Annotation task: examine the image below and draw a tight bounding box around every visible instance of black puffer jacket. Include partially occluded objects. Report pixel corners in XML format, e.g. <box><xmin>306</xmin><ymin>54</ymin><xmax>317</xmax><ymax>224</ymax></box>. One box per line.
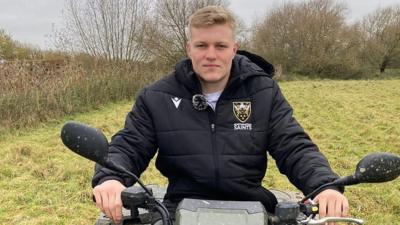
<box><xmin>92</xmin><ymin>54</ymin><xmax>342</xmax><ymax>212</ymax></box>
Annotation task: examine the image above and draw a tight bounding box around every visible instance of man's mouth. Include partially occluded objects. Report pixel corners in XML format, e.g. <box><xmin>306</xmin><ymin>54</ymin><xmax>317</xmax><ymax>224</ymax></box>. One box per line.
<box><xmin>203</xmin><ymin>64</ymin><xmax>219</xmax><ymax>67</ymax></box>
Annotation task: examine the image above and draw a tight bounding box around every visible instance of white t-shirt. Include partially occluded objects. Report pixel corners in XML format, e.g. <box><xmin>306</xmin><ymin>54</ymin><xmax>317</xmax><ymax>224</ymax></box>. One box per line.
<box><xmin>204</xmin><ymin>91</ymin><xmax>222</xmax><ymax>111</ymax></box>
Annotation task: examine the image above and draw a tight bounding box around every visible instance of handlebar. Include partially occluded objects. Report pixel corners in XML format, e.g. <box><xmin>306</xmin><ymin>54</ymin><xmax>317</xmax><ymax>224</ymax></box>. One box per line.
<box><xmin>301</xmin><ymin>216</ymin><xmax>364</xmax><ymax>225</ymax></box>
<box><xmin>121</xmin><ymin>187</ymin><xmax>365</xmax><ymax>225</ymax></box>
<box><xmin>267</xmin><ymin>201</ymin><xmax>365</xmax><ymax>225</ymax></box>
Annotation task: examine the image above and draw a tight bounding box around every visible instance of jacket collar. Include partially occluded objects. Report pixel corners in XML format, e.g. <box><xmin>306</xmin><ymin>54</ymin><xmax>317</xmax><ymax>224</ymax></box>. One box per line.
<box><xmin>175</xmin><ymin>53</ymin><xmax>271</xmax><ymax>95</ymax></box>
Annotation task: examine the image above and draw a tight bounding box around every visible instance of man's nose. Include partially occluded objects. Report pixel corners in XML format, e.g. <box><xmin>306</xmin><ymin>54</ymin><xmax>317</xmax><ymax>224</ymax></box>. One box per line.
<box><xmin>205</xmin><ymin>47</ymin><xmax>217</xmax><ymax>60</ymax></box>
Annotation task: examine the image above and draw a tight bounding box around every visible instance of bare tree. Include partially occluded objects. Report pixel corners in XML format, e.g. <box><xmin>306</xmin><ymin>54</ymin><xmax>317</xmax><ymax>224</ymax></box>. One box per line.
<box><xmin>360</xmin><ymin>6</ymin><xmax>400</xmax><ymax>73</ymax></box>
<box><xmin>58</xmin><ymin>0</ymin><xmax>151</xmax><ymax>61</ymax></box>
<box><xmin>251</xmin><ymin>0</ymin><xmax>355</xmax><ymax>76</ymax></box>
<box><xmin>143</xmin><ymin>0</ymin><xmax>229</xmax><ymax>67</ymax></box>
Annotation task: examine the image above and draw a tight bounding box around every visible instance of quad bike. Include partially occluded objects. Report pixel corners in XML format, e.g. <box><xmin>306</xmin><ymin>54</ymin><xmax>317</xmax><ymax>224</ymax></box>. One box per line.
<box><xmin>60</xmin><ymin>121</ymin><xmax>400</xmax><ymax>225</ymax></box>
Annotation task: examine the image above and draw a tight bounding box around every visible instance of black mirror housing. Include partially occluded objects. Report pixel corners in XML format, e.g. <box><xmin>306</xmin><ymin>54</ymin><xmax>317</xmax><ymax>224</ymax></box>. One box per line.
<box><xmin>61</xmin><ymin>121</ymin><xmax>109</xmax><ymax>166</ymax></box>
<box><xmin>354</xmin><ymin>152</ymin><xmax>400</xmax><ymax>183</ymax></box>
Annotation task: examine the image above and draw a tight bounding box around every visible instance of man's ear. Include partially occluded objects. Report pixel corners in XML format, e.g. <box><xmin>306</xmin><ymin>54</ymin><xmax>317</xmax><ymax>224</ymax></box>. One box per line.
<box><xmin>233</xmin><ymin>43</ymin><xmax>239</xmax><ymax>54</ymax></box>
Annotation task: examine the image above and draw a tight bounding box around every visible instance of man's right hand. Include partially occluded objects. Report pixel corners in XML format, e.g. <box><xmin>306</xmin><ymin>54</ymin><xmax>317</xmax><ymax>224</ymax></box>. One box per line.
<box><xmin>93</xmin><ymin>180</ymin><xmax>126</xmax><ymax>224</ymax></box>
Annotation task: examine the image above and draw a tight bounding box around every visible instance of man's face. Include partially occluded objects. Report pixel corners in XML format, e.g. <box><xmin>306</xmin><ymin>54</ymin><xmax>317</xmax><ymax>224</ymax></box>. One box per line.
<box><xmin>186</xmin><ymin>24</ymin><xmax>238</xmax><ymax>92</ymax></box>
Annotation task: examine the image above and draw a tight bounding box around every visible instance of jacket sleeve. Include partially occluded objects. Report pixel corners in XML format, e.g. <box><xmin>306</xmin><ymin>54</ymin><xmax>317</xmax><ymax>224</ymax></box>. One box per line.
<box><xmin>266</xmin><ymin>81</ymin><xmax>343</xmax><ymax>197</ymax></box>
<box><xmin>92</xmin><ymin>88</ymin><xmax>158</xmax><ymax>187</ymax></box>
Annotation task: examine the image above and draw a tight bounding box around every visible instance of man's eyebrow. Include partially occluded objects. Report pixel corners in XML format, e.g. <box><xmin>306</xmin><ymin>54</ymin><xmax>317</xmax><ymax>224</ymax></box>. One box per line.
<box><xmin>192</xmin><ymin>41</ymin><xmax>230</xmax><ymax>45</ymax></box>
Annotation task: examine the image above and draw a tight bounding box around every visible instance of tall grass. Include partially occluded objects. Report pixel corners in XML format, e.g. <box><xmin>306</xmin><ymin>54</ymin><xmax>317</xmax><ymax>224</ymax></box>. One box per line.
<box><xmin>0</xmin><ymin>59</ymin><xmax>163</xmax><ymax>134</ymax></box>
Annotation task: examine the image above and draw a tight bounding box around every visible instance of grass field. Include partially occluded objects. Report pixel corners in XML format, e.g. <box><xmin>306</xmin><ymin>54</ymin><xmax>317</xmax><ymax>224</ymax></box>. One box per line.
<box><xmin>0</xmin><ymin>79</ymin><xmax>399</xmax><ymax>224</ymax></box>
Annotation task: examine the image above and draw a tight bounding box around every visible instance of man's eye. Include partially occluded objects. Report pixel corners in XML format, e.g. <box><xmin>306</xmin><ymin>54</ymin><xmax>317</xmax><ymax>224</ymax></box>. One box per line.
<box><xmin>195</xmin><ymin>44</ymin><xmax>206</xmax><ymax>48</ymax></box>
<box><xmin>217</xmin><ymin>45</ymin><xmax>228</xmax><ymax>49</ymax></box>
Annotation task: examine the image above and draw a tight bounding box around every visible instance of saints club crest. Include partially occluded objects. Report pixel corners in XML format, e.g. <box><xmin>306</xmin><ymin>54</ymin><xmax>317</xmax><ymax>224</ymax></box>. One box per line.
<box><xmin>233</xmin><ymin>102</ymin><xmax>251</xmax><ymax>123</ymax></box>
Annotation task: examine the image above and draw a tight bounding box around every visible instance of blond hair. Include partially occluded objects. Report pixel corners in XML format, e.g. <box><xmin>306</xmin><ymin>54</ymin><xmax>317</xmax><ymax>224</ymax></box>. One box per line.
<box><xmin>187</xmin><ymin>5</ymin><xmax>236</xmax><ymax>40</ymax></box>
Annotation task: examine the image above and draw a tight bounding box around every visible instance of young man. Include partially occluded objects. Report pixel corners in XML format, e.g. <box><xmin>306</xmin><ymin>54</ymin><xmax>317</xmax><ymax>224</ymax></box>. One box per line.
<box><xmin>92</xmin><ymin>5</ymin><xmax>348</xmax><ymax>224</ymax></box>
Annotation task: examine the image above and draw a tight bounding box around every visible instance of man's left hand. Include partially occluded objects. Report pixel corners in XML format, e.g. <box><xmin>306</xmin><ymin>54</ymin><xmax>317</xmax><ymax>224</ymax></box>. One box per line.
<box><xmin>314</xmin><ymin>189</ymin><xmax>349</xmax><ymax>225</ymax></box>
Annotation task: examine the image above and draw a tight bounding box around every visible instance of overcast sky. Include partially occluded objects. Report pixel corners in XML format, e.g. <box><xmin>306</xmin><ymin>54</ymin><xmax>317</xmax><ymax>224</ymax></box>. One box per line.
<box><xmin>0</xmin><ymin>0</ymin><xmax>399</xmax><ymax>49</ymax></box>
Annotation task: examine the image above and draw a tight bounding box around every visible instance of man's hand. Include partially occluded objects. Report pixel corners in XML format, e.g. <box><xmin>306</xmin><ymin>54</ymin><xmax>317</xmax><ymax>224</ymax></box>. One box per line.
<box><xmin>314</xmin><ymin>189</ymin><xmax>349</xmax><ymax>225</ymax></box>
<box><xmin>93</xmin><ymin>180</ymin><xmax>126</xmax><ymax>224</ymax></box>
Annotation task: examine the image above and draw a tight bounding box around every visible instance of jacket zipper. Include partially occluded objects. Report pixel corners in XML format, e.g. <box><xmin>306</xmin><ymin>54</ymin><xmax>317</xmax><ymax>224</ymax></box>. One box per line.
<box><xmin>208</xmin><ymin>107</ymin><xmax>219</xmax><ymax>188</ymax></box>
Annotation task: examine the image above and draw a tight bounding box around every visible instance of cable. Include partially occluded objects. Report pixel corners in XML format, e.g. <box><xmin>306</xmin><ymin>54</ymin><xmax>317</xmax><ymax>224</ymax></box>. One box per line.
<box><xmin>106</xmin><ymin>160</ymin><xmax>153</xmax><ymax>196</ymax></box>
<box><xmin>301</xmin><ymin>182</ymin><xmax>333</xmax><ymax>202</ymax></box>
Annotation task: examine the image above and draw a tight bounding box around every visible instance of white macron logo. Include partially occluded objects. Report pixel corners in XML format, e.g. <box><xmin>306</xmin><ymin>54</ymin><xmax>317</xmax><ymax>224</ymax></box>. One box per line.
<box><xmin>171</xmin><ymin>97</ymin><xmax>182</xmax><ymax>109</ymax></box>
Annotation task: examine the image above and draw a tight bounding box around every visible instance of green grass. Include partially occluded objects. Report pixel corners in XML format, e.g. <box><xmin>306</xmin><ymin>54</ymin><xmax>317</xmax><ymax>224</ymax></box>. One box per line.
<box><xmin>0</xmin><ymin>80</ymin><xmax>399</xmax><ymax>224</ymax></box>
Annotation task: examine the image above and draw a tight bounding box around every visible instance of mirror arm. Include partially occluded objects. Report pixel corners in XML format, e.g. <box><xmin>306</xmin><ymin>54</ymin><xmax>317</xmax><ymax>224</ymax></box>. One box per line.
<box><xmin>301</xmin><ymin>175</ymin><xmax>360</xmax><ymax>202</ymax></box>
<box><xmin>330</xmin><ymin>175</ymin><xmax>360</xmax><ymax>186</ymax></box>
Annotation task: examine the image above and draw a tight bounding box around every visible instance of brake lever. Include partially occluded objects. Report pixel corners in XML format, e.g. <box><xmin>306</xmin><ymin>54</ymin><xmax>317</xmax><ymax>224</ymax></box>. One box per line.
<box><xmin>301</xmin><ymin>216</ymin><xmax>364</xmax><ymax>225</ymax></box>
